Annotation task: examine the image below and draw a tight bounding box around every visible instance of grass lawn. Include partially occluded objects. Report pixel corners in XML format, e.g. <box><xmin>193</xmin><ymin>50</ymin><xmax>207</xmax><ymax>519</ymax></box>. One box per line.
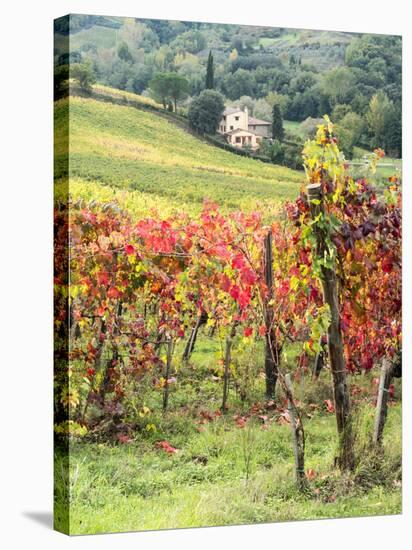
<box><xmin>350</xmin><ymin>147</ymin><xmax>402</xmax><ymax>183</ymax></box>
<box><xmin>284</xmin><ymin>120</ymin><xmax>304</xmax><ymax>140</ymax></box>
<box><xmin>56</xmin><ymin>395</ymin><xmax>401</xmax><ymax>534</ymax></box>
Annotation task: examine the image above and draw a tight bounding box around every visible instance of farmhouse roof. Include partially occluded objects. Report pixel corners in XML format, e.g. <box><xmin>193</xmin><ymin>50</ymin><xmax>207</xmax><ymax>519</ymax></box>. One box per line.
<box><xmin>223</xmin><ymin>107</ymin><xmax>243</xmax><ymax>115</ymax></box>
<box><xmin>225</xmin><ymin>128</ymin><xmax>257</xmax><ymax>136</ymax></box>
<box><xmin>248</xmin><ymin>116</ymin><xmax>271</xmax><ymax>125</ymax></box>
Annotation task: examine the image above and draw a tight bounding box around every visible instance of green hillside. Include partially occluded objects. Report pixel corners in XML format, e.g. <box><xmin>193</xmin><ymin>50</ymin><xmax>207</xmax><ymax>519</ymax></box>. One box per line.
<box><xmin>54</xmin><ymin>91</ymin><xmax>302</xmax><ymax>216</ymax></box>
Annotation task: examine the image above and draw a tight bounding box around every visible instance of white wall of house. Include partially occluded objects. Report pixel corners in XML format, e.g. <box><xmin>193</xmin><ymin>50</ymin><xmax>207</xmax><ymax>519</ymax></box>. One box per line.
<box><xmin>227</xmin><ymin>129</ymin><xmax>261</xmax><ymax>150</ymax></box>
<box><xmin>218</xmin><ymin>108</ymin><xmax>248</xmax><ymax>134</ymax></box>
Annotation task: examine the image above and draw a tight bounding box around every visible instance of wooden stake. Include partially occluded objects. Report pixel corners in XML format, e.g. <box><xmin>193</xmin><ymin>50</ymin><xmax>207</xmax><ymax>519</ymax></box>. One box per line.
<box><xmin>373</xmin><ymin>358</ymin><xmax>393</xmax><ymax>445</ymax></box>
<box><xmin>162</xmin><ymin>337</ymin><xmax>173</xmax><ymax>414</ymax></box>
<box><xmin>182</xmin><ymin>311</ymin><xmax>207</xmax><ymax>361</ymax></box>
<box><xmin>285</xmin><ymin>373</ymin><xmax>307</xmax><ymax>490</ymax></box>
<box><xmin>221</xmin><ymin>321</ymin><xmax>237</xmax><ymax>412</ymax></box>
<box><xmin>312</xmin><ymin>335</ymin><xmax>326</xmax><ymax>380</ymax></box>
<box><xmin>263</xmin><ymin>231</ymin><xmax>280</xmax><ymax>399</ymax></box>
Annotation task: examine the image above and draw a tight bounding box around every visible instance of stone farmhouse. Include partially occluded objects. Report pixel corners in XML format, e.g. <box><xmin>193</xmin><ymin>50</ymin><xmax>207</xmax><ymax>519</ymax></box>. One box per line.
<box><xmin>218</xmin><ymin>107</ymin><xmax>271</xmax><ymax>150</ymax></box>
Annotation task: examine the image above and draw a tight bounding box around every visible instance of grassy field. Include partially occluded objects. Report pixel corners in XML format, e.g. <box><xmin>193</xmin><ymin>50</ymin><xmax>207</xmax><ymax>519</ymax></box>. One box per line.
<box><xmin>54</xmin><ymin>94</ymin><xmax>302</xmax><ymax>216</ymax></box>
<box><xmin>259</xmin><ymin>29</ymin><xmax>353</xmax><ymax>50</ymax></box>
<box><xmin>54</xmin><ymin>25</ymin><xmax>118</xmax><ymax>53</ymax></box>
<box><xmin>352</xmin><ymin>146</ymin><xmax>402</xmax><ymax>178</ymax></box>
<box><xmin>284</xmin><ymin>119</ymin><xmax>305</xmax><ymax>139</ymax></box>
<box><xmin>55</xmin><ymin>334</ymin><xmax>402</xmax><ymax>534</ymax></box>
<box><xmin>58</xmin><ymin>419</ymin><xmax>401</xmax><ymax>534</ymax></box>
<box><xmin>281</xmin><ymin>130</ymin><xmax>402</xmax><ymax>183</ymax></box>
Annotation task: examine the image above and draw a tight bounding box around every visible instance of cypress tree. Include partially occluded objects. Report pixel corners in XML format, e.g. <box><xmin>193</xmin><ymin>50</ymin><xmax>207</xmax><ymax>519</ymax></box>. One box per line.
<box><xmin>205</xmin><ymin>50</ymin><xmax>214</xmax><ymax>89</ymax></box>
<box><xmin>272</xmin><ymin>104</ymin><xmax>285</xmax><ymax>141</ymax></box>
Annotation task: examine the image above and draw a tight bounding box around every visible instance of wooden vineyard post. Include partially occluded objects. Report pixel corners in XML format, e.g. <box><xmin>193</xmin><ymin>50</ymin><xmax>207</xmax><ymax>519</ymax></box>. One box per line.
<box><xmin>221</xmin><ymin>334</ymin><xmax>232</xmax><ymax>413</ymax></box>
<box><xmin>81</xmin><ymin>318</ymin><xmax>106</xmax><ymax>423</ymax></box>
<box><xmin>373</xmin><ymin>358</ymin><xmax>394</xmax><ymax>445</ymax></box>
<box><xmin>182</xmin><ymin>314</ymin><xmax>202</xmax><ymax>361</ymax></box>
<box><xmin>182</xmin><ymin>310</ymin><xmax>207</xmax><ymax>361</ymax></box>
<box><xmin>285</xmin><ymin>373</ymin><xmax>307</xmax><ymax>490</ymax></box>
<box><xmin>312</xmin><ymin>335</ymin><xmax>326</xmax><ymax>380</ymax></box>
<box><xmin>263</xmin><ymin>231</ymin><xmax>279</xmax><ymax>399</ymax></box>
<box><xmin>101</xmin><ymin>301</ymin><xmax>122</xmax><ymax>405</ymax></box>
<box><xmin>221</xmin><ymin>321</ymin><xmax>238</xmax><ymax>413</ymax></box>
<box><xmin>162</xmin><ymin>336</ymin><xmax>174</xmax><ymax>414</ymax></box>
<box><xmin>307</xmin><ymin>183</ymin><xmax>355</xmax><ymax>470</ymax></box>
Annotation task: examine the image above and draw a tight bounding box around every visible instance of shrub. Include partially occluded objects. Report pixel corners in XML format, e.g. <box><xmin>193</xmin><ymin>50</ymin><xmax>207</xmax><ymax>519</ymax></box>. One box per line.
<box><xmin>299</xmin><ymin>117</ymin><xmax>324</xmax><ymax>139</ymax></box>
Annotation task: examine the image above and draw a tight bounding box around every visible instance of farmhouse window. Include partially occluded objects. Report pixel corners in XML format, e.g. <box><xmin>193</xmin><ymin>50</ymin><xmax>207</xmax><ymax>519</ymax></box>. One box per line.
<box><xmin>235</xmin><ymin>116</ymin><xmax>239</xmax><ymax>121</ymax></box>
<box><xmin>236</xmin><ymin>137</ymin><xmax>241</xmax><ymax>143</ymax></box>
<box><xmin>230</xmin><ymin>125</ymin><xmax>234</xmax><ymax>130</ymax></box>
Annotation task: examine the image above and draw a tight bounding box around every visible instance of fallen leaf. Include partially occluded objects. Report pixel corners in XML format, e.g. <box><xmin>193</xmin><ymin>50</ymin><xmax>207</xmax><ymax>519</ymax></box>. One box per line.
<box><xmin>155</xmin><ymin>440</ymin><xmax>178</xmax><ymax>454</ymax></box>
<box><xmin>306</xmin><ymin>468</ymin><xmax>316</xmax><ymax>480</ymax></box>
<box><xmin>324</xmin><ymin>399</ymin><xmax>335</xmax><ymax>413</ymax></box>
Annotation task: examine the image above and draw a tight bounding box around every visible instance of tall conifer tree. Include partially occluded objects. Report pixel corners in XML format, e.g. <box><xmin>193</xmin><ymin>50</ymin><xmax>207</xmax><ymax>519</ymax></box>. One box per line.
<box><xmin>272</xmin><ymin>104</ymin><xmax>285</xmax><ymax>141</ymax></box>
<box><xmin>205</xmin><ymin>50</ymin><xmax>214</xmax><ymax>89</ymax></box>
